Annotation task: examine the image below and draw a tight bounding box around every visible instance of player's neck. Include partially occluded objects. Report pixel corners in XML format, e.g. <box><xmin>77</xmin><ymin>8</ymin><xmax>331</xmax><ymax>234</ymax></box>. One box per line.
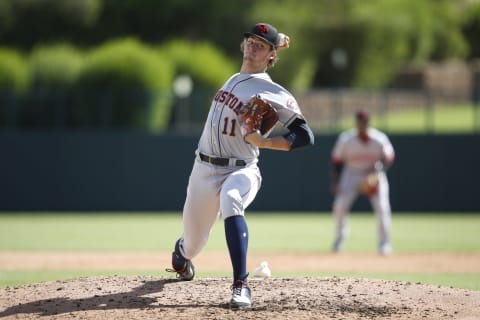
<box><xmin>240</xmin><ymin>67</ymin><xmax>267</xmax><ymax>74</ymax></box>
<box><xmin>358</xmin><ymin>132</ymin><xmax>370</xmax><ymax>143</ymax></box>
<box><xmin>240</xmin><ymin>62</ymin><xmax>267</xmax><ymax>74</ymax></box>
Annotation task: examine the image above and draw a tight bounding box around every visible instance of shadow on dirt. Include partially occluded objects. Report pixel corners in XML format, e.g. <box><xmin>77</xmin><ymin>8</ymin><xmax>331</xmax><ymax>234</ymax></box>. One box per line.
<box><xmin>0</xmin><ymin>279</ymin><xmax>226</xmax><ymax>317</ymax></box>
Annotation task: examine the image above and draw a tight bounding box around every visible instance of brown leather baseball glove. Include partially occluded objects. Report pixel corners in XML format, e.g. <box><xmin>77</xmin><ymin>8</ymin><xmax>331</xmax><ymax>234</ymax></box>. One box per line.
<box><xmin>240</xmin><ymin>96</ymin><xmax>278</xmax><ymax>136</ymax></box>
<box><xmin>358</xmin><ymin>172</ymin><xmax>379</xmax><ymax>197</ymax></box>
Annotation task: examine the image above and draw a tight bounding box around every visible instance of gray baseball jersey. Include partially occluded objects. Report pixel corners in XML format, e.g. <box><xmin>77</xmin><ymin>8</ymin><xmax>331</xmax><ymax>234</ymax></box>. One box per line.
<box><xmin>197</xmin><ymin>72</ymin><xmax>303</xmax><ymax>161</ymax></box>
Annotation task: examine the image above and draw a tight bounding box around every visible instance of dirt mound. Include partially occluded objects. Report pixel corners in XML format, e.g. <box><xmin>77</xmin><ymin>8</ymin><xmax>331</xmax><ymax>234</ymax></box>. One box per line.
<box><xmin>0</xmin><ymin>276</ymin><xmax>479</xmax><ymax>319</ymax></box>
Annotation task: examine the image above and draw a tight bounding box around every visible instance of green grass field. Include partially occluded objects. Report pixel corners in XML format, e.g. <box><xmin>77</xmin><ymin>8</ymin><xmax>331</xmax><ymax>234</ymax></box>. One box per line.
<box><xmin>0</xmin><ymin>212</ymin><xmax>479</xmax><ymax>290</ymax></box>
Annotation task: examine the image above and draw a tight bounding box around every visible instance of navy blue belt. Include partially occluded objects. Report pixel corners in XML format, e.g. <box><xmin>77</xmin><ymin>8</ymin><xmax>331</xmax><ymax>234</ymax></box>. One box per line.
<box><xmin>199</xmin><ymin>153</ymin><xmax>246</xmax><ymax>167</ymax></box>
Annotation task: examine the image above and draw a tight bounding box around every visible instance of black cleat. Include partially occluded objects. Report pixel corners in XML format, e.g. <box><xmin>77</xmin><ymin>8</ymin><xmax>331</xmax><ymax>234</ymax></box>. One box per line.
<box><xmin>165</xmin><ymin>239</ymin><xmax>195</xmax><ymax>281</ymax></box>
<box><xmin>166</xmin><ymin>252</ymin><xmax>195</xmax><ymax>281</ymax></box>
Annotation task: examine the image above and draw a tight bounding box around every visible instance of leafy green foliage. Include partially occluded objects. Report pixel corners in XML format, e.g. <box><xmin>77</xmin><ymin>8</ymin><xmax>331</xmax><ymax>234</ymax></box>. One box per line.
<box><xmin>80</xmin><ymin>38</ymin><xmax>172</xmax><ymax>90</ymax></box>
<box><xmin>0</xmin><ymin>48</ymin><xmax>28</xmax><ymax>126</ymax></box>
<box><xmin>2</xmin><ymin>1</ymin><xmax>479</xmax><ymax>87</ymax></box>
<box><xmin>159</xmin><ymin>40</ymin><xmax>237</xmax><ymax>125</ymax></box>
<box><xmin>463</xmin><ymin>1</ymin><xmax>480</xmax><ymax>58</ymax></box>
<box><xmin>0</xmin><ymin>48</ymin><xmax>28</xmax><ymax>91</ymax></box>
<box><xmin>12</xmin><ymin>44</ymin><xmax>85</xmax><ymax>128</ymax></box>
<box><xmin>29</xmin><ymin>44</ymin><xmax>83</xmax><ymax>88</ymax></box>
<box><xmin>0</xmin><ymin>0</ymin><xmax>102</xmax><ymax>49</ymax></box>
<box><xmin>161</xmin><ymin>40</ymin><xmax>236</xmax><ymax>89</ymax></box>
<box><xmin>77</xmin><ymin>38</ymin><xmax>174</xmax><ymax>130</ymax></box>
<box><xmin>251</xmin><ymin>0</ymin><xmax>471</xmax><ymax>89</ymax></box>
<box><xmin>0</xmin><ymin>0</ymin><xmax>476</xmax><ymax>90</ymax></box>
<box><xmin>0</xmin><ymin>0</ymin><xmax>14</xmax><ymax>34</ymax></box>
<box><xmin>0</xmin><ymin>0</ymin><xmax>479</xmax><ymax>129</ymax></box>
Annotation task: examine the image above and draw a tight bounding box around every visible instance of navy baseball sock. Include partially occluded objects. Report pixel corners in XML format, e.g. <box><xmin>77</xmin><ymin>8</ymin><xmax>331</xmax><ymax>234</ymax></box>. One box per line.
<box><xmin>224</xmin><ymin>215</ymin><xmax>249</xmax><ymax>282</ymax></box>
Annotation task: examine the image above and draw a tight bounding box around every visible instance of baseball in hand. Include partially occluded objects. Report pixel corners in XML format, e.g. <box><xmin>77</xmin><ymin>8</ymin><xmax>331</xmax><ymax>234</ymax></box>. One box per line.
<box><xmin>277</xmin><ymin>33</ymin><xmax>290</xmax><ymax>51</ymax></box>
<box><xmin>253</xmin><ymin>261</ymin><xmax>272</xmax><ymax>278</ymax></box>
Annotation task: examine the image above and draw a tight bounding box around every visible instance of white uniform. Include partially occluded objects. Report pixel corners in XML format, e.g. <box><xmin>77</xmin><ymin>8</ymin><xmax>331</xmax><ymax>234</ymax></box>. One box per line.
<box><xmin>331</xmin><ymin>127</ymin><xmax>395</xmax><ymax>255</ymax></box>
<box><xmin>181</xmin><ymin>72</ymin><xmax>304</xmax><ymax>260</ymax></box>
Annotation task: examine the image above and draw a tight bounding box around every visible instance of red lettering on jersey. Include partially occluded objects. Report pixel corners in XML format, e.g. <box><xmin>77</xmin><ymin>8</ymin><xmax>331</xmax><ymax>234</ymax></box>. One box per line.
<box><xmin>213</xmin><ymin>89</ymin><xmax>244</xmax><ymax>115</ymax></box>
<box><xmin>229</xmin><ymin>97</ymin><xmax>238</xmax><ymax>109</ymax></box>
<box><xmin>219</xmin><ymin>91</ymin><xmax>228</xmax><ymax>103</ymax></box>
<box><xmin>214</xmin><ymin>90</ymin><xmax>222</xmax><ymax>102</ymax></box>
<box><xmin>224</xmin><ymin>92</ymin><xmax>234</xmax><ymax>105</ymax></box>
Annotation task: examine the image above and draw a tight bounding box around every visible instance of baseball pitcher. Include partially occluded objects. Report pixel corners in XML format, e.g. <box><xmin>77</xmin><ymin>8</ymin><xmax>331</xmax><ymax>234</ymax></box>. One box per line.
<box><xmin>166</xmin><ymin>23</ymin><xmax>315</xmax><ymax>309</ymax></box>
<box><xmin>330</xmin><ymin>111</ymin><xmax>395</xmax><ymax>255</ymax></box>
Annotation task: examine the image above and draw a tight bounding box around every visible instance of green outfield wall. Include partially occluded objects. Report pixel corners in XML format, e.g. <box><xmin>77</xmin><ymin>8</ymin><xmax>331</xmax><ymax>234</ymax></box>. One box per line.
<box><xmin>0</xmin><ymin>132</ymin><xmax>478</xmax><ymax>212</ymax></box>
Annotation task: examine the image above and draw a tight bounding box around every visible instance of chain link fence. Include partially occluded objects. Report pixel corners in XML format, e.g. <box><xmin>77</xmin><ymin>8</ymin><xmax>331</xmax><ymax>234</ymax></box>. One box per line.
<box><xmin>1</xmin><ymin>88</ymin><xmax>479</xmax><ymax>134</ymax></box>
<box><xmin>297</xmin><ymin>89</ymin><xmax>480</xmax><ymax>134</ymax></box>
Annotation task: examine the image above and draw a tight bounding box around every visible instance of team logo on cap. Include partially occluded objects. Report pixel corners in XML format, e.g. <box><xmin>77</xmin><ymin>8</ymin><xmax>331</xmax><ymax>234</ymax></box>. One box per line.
<box><xmin>258</xmin><ymin>24</ymin><xmax>268</xmax><ymax>35</ymax></box>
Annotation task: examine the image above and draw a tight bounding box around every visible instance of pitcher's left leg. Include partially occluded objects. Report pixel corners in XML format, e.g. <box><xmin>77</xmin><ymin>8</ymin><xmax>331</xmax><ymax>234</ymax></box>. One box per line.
<box><xmin>168</xmin><ymin>161</ymin><xmax>221</xmax><ymax>280</ymax></box>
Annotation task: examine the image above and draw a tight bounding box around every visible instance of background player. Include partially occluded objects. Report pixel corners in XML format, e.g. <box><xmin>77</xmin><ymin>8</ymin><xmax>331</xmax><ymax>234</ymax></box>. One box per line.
<box><xmin>330</xmin><ymin>111</ymin><xmax>395</xmax><ymax>255</ymax></box>
<box><xmin>167</xmin><ymin>23</ymin><xmax>314</xmax><ymax>309</ymax></box>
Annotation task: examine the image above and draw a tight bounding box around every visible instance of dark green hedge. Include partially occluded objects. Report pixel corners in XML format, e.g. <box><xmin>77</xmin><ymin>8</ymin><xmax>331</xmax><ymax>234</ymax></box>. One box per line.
<box><xmin>0</xmin><ymin>38</ymin><xmax>238</xmax><ymax>131</ymax></box>
<box><xmin>0</xmin><ymin>48</ymin><xmax>28</xmax><ymax>91</ymax></box>
<box><xmin>76</xmin><ymin>38</ymin><xmax>174</xmax><ymax>130</ymax></box>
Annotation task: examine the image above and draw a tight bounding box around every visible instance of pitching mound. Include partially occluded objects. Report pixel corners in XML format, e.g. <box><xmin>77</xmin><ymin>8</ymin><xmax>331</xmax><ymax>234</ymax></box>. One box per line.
<box><xmin>0</xmin><ymin>276</ymin><xmax>479</xmax><ymax>319</ymax></box>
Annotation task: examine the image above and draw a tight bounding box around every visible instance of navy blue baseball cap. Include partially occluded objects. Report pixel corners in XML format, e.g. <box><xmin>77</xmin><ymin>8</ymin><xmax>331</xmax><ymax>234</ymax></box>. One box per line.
<box><xmin>244</xmin><ymin>23</ymin><xmax>280</xmax><ymax>48</ymax></box>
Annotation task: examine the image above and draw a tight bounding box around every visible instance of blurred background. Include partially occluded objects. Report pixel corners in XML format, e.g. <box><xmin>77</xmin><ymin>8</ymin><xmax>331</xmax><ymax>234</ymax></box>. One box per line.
<box><xmin>1</xmin><ymin>0</ymin><xmax>480</xmax><ymax>212</ymax></box>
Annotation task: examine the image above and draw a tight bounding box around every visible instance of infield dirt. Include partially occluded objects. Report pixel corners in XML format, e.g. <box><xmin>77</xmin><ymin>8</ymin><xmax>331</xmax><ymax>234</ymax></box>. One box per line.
<box><xmin>0</xmin><ymin>251</ymin><xmax>479</xmax><ymax>319</ymax></box>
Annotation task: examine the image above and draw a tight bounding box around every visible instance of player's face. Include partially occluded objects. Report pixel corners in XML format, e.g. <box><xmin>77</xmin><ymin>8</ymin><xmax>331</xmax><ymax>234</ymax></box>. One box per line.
<box><xmin>356</xmin><ymin>119</ymin><xmax>368</xmax><ymax>134</ymax></box>
<box><xmin>242</xmin><ymin>37</ymin><xmax>275</xmax><ymax>71</ymax></box>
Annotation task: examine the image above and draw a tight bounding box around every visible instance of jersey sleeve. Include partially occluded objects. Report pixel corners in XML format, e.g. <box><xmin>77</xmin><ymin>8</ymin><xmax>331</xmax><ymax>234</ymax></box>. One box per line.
<box><xmin>276</xmin><ymin>97</ymin><xmax>303</xmax><ymax>127</ymax></box>
<box><xmin>262</xmin><ymin>89</ymin><xmax>303</xmax><ymax>128</ymax></box>
<box><xmin>381</xmin><ymin>135</ymin><xmax>395</xmax><ymax>163</ymax></box>
<box><xmin>331</xmin><ymin>134</ymin><xmax>346</xmax><ymax>163</ymax></box>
